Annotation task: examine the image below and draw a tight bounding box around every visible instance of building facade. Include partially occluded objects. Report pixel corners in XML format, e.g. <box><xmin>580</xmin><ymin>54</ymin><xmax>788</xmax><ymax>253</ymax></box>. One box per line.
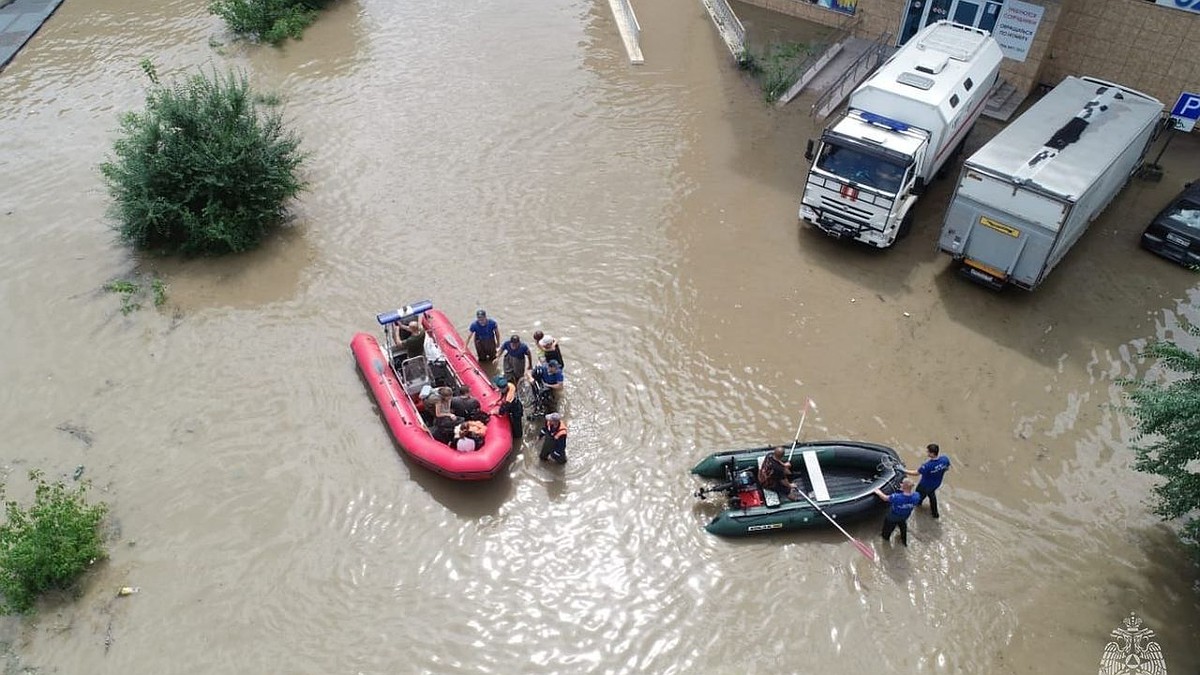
<box><xmin>742</xmin><ymin>0</ymin><xmax>1200</xmax><ymax>115</ymax></box>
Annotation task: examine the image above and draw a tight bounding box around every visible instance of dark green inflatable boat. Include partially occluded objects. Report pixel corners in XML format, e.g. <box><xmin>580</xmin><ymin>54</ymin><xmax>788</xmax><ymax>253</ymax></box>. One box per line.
<box><xmin>692</xmin><ymin>441</ymin><xmax>906</xmax><ymax>537</ymax></box>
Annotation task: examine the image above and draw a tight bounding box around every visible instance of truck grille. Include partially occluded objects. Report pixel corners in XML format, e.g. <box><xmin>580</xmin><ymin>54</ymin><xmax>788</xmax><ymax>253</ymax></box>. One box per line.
<box><xmin>819</xmin><ymin>196</ymin><xmax>873</xmax><ymax>221</ymax></box>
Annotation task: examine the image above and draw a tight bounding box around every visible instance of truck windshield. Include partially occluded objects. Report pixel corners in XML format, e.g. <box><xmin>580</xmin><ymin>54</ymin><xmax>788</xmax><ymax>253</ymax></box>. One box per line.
<box><xmin>815</xmin><ymin>142</ymin><xmax>907</xmax><ymax>194</ymax></box>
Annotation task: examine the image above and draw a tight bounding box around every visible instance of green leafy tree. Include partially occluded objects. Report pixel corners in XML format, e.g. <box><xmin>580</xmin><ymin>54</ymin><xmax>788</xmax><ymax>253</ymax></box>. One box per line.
<box><xmin>210</xmin><ymin>0</ymin><xmax>333</xmax><ymax>44</ymax></box>
<box><xmin>1124</xmin><ymin>323</ymin><xmax>1200</xmax><ymax>555</ymax></box>
<box><xmin>0</xmin><ymin>472</ymin><xmax>108</xmax><ymax>614</ymax></box>
<box><xmin>100</xmin><ymin>61</ymin><xmax>305</xmax><ymax>256</ymax></box>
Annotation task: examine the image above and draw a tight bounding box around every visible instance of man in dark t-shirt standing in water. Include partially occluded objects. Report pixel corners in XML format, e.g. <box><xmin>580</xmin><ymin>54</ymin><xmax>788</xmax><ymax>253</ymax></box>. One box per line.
<box><xmin>906</xmin><ymin>443</ymin><xmax>951</xmax><ymax>519</ymax></box>
<box><xmin>466</xmin><ymin>309</ymin><xmax>500</xmax><ymax>363</ymax></box>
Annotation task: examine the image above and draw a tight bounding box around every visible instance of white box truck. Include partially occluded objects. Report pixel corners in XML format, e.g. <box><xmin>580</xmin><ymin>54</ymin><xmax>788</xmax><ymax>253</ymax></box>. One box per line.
<box><xmin>799</xmin><ymin>21</ymin><xmax>1002</xmax><ymax>248</ymax></box>
<box><xmin>936</xmin><ymin>76</ymin><xmax>1164</xmax><ymax>290</ymax></box>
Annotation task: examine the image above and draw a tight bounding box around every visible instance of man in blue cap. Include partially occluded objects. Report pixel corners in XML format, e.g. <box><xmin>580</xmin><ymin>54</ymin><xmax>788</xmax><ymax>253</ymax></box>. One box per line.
<box><xmin>466</xmin><ymin>309</ymin><xmax>499</xmax><ymax>363</ymax></box>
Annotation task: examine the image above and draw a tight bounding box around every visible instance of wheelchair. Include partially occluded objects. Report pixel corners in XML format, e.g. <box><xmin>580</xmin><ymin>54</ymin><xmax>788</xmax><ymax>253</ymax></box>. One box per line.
<box><xmin>516</xmin><ymin>375</ymin><xmax>555</xmax><ymax>422</ymax></box>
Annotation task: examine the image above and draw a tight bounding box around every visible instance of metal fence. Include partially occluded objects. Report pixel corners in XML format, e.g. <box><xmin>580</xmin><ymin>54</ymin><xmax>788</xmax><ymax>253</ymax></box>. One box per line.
<box><xmin>614</xmin><ymin>0</ymin><xmax>640</xmax><ymax>47</ymax></box>
<box><xmin>703</xmin><ymin>0</ymin><xmax>746</xmax><ymax>59</ymax></box>
<box><xmin>773</xmin><ymin>13</ymin><xmax>862</xmax><ymax>105</ymax></box>
<box><xmin>811</xmin><ymin>32</ymin><xmax>892</xmax><ymax>119</ymax></box>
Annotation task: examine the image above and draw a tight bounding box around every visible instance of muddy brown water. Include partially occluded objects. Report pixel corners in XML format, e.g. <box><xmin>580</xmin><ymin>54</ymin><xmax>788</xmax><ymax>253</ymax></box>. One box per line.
<box><xmin>1</xmin><ymin>0</ymin><xmax>1198</xmax><ymax>672</ymax></box>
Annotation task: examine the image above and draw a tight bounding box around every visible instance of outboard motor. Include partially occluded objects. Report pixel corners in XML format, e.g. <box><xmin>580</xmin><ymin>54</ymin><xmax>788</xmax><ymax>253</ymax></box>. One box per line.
<box><xmin>733</xmin><ymin>469</ymin><xmax>764</xmax><ymax>508</ymax></box>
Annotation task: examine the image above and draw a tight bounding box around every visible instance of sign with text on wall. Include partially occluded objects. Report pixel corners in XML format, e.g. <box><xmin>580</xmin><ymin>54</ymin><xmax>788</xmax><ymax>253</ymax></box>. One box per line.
<box><xmin>1155</xmin><ymin>0</ymin><xmax>1200</xmax><ymax>14</ymax></box>
<box><xmin>992</xmin><ymin>0</ymin><xmax>1045</xmax><ymax>62</ymax></box>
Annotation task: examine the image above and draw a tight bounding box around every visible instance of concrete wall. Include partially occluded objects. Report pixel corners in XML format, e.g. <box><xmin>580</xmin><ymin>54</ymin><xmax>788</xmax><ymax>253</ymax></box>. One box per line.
<box><xmin>1043</xmin><ymin>0</ymin><xmax>1200</xmax><ymax>107</ymax></box>
<box><xmin>736</xmin><ymin>0</ymin><xmax>1199</xmax><ymax>112</ymax></box>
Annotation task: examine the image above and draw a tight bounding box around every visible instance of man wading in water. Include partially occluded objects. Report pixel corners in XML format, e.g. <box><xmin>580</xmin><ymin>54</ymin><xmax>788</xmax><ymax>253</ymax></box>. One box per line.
<box><xmin>467</xmin><ymin>309</ymin><xmax>499</xmax><ymax>363</ymax></box>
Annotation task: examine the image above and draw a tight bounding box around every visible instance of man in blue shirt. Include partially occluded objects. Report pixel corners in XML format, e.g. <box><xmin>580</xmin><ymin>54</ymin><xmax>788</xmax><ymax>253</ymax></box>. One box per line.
<box><xmin>874</xmin><ymin>480</ymin><xmax>920</xmax><ymax>546</ymax></box>
<box><xmin>529</xmin><ymin>359</ymin><xmax>564</xmax><ymax>414</ymax></box>
<box><xmin>500</xmin><ymin>334</ymin><xmax>533</xmax><ymax>384</ymax></box>
<box><xmin>905</xmin><ymin>443</ymin><xmax>951</xmax><ymax>519</ymax></box>
<box><xmin>466</xmin><ymin>309</ymin><xmax>499</xmax><ymax>363</ymax></box>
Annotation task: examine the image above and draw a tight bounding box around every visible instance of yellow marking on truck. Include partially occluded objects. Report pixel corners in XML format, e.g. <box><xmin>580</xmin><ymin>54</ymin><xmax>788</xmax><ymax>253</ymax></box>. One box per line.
<box><xmin>979</xmin><ymin>216</ymin><xmax>1020</xmax><ymax>238</ymax></box>
<box><xmin>964</xmin><ymin>258</ymin><xmax>1007</xmax><ymax>281</ymax></box>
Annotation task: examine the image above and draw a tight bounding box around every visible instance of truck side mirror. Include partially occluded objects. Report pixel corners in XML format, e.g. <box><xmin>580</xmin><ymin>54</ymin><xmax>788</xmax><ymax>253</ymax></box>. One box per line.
<box><xmin>913</xmin><ymin>177</ymin><xmax>926</xmax><ymax>195</ymax></box>
<box><xmin>804</xmin><ymin>140</ymin><xmax>814</xmax><ymax>162</ymax></box>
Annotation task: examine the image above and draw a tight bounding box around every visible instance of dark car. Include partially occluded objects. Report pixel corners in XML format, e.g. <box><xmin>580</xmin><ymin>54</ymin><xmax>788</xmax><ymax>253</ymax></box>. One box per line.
<box><xmin>1141</xmin><ymin>179</ymin><xmax>1200</xmax><ymax>267</ymax></box>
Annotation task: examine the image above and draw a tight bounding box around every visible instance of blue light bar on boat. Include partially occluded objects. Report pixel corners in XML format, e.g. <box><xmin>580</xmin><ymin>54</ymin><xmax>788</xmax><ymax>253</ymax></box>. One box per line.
<box><xmin>858</xmin><ymin>111</ymin><xmax>910</xmax><ymax>132</ymax></box>
<box><xmin>377</xmin><ymin>300</ymin><xmax>433</xmax><ymax>325</ymax></box>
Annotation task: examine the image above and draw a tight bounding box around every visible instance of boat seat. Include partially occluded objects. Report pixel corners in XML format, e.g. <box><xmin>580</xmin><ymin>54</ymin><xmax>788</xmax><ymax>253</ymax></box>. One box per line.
<box><xmin>762</xmin><ymin>487</ymin><xmax>781</xmax><ymax>508</ymax></box>
<box><xmin>399</xmin><ymin>356</ymin><xmax>432</xmax><ymax>396</ymax></box>
<box><xmin>802</xmin><ymin>450</ymin><xmax>831</xmax><ymax>502</ymax></box>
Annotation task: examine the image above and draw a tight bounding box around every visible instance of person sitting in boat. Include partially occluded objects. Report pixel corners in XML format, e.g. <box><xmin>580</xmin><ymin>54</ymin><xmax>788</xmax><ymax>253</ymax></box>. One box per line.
<box><xmin>453</xmin><ymin>419</ymin><xmax>486</xmax><ymax>450</ymax></box>
<box><xmin>431</xmin><ymin>413</ymin><xmax>459</xmax><ymax>445</ymax></box>
<box><xmin>759</xmin><ymin>447</ymin><xmax>800</xmax><ymax>501</ymax></box>
<box><xmin>450</xmin><ymin>386</ymin><xmax>486</xmax><ymax>422</ymax></box>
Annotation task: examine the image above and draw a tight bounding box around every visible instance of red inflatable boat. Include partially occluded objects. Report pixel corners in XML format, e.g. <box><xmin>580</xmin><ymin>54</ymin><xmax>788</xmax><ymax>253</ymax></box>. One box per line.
<box><xmin>351</xmin><ymin>302</ymin><xmax>514</xmax><ymax>480</ymax></box>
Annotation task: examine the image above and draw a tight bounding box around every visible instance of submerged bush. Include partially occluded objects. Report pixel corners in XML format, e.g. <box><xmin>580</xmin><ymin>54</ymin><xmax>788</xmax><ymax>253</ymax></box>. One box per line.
<box><xmin>210</xmin><ymin>0</ymin><xmax>334</xmax><ymax>44</ymax></box>
<box><xmin>739</xmin><ymin>42</ymin><xmax>815</xmax><ymax>102</ymax></box>
<box><xmin>0</xmin><ymin>472</ymin><xmax>108</xmax><ymax>614</ymax></box>
<box><xmin>100</xmin><ymin>62</ymin><xmax>305</xmax><ymax>256</ymax></box>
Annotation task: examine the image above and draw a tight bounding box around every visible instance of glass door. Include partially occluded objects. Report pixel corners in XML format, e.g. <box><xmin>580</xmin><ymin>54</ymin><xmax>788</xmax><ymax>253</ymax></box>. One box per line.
<box><xmin>899</xmin><ymin>0</ymin><xmax>1002</xmax><ymax>45</ymax></box>
<box><xmin>953</xmin><ymin>0</ymin><xmax>980</xmax><ymax>25</ymax></box>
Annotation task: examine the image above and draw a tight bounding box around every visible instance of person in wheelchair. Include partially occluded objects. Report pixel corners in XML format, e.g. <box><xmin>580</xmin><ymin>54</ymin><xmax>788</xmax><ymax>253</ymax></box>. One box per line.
<box><xmin>526</xmin><ymin>360</ymin><xmax>563</xmax><ymax>414</ymax></box>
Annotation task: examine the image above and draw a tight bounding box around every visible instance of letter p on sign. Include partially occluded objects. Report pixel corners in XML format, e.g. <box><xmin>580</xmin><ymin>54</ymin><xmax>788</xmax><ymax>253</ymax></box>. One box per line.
<box><xmin>1170</xmin><ymin>92</ymin><xmax>1200</xmax><ymax>132</ymax></box>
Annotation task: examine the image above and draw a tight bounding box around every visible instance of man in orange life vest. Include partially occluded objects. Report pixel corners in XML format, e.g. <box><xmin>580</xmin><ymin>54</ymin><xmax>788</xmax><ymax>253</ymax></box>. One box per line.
<box><xmin>538</xmin><ymin>412</ymin><xmax>567</xmax><ymax>464</ymax></box>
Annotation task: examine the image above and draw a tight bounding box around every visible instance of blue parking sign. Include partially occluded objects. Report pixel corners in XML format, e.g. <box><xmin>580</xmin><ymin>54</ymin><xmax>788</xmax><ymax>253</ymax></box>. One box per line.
<box><xmin>1170</xmin><ymin>92</ymin><xmax>1200</xmax><ymax>132</ymax></box>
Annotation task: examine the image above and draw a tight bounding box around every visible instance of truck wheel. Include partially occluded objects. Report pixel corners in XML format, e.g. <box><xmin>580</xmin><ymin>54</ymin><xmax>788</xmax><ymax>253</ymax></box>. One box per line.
<box><xmin>897</xmin><ymin>211</ymin><xmax>915</xmax><ymax>241</ymax></box>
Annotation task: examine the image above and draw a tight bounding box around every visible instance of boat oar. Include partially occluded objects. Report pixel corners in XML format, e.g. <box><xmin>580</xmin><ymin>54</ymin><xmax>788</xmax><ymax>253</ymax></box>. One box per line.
<box><xmin>783</xmin><ymin>399</ymin><xmax>876</xmax><ymax>563</ymax></box>
<box><xmin>372</xmin><ymin>360</ymin><xmax>402</xmax><ymax>410</ymax></box>
<box><xmin>785</xmin><ymin>398</ymin><xmax>814</xmax><ymax>463</ymax></box>
<box><xmin>792</xmin><ymin>483</ymin><xmax>876</xmax><ymax>562</ymax></box>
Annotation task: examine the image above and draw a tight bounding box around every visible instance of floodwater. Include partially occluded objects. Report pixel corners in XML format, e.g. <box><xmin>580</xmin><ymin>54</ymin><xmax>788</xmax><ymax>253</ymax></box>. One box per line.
<box><xmin>1</xmin><ymin>0</ymin><xmax>1198</xmax><ymax>672</ymax></box>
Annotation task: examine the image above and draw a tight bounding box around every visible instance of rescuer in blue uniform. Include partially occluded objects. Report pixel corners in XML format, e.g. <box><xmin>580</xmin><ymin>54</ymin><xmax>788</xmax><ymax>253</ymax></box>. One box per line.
<box><xmin>905</xmin><ymin>443</ymin><xmax>951</xmax><ymax>519</ymax></box>
<box><xmin>874</xmin><ymin>480</ymin><xmax>920</xmax><ymax>546</ymax></box>
<box><xmin>467</xmin><ymin>309</ymin><xmax>500</xmax><ymax>363</ymax></box>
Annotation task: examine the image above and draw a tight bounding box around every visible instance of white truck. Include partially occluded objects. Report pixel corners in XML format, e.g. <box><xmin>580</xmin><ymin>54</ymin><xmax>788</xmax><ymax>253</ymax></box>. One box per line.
<box><xmin>799</xmin><ymin>21</ymin><xmax>1003</xmax><ymax>248</ymax></box>
<box><xmin>936</xmin><ymin>76</ymin><xmax>1164</xmax><ymax>290</ymax></box>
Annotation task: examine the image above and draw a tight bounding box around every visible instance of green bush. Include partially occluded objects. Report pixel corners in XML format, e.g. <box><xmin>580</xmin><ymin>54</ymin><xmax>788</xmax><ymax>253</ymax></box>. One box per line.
<box><xmin>1123</xmin><ymin>323</ymin><xmax>1200</xmax><ymax>557</ymax></box>
<box><xmin>758</xmin><ymin>42</ymin><xmax>812</xmax><ymax>103</ymax></box>
<box><xmin>210</xmin><ymin>0</ymin><xmax>333</xmax><ymax>44</ymax></box>
<box><xmin>0</xmin><ymin>472</ymin><xmax>108</xmax><ymax>614</ymax></box>
<box><xmin>100</xmin><ymin>62</ymin><xmax>305</xmax><ymax>256</ymax></box>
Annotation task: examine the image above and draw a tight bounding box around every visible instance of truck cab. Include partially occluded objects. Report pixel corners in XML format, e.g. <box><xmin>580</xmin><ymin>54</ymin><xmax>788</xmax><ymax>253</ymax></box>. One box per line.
<box><xmin>800</xmin><ymin>110</ymin><xmax>928</xmax><ymax>246</ymax></box>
